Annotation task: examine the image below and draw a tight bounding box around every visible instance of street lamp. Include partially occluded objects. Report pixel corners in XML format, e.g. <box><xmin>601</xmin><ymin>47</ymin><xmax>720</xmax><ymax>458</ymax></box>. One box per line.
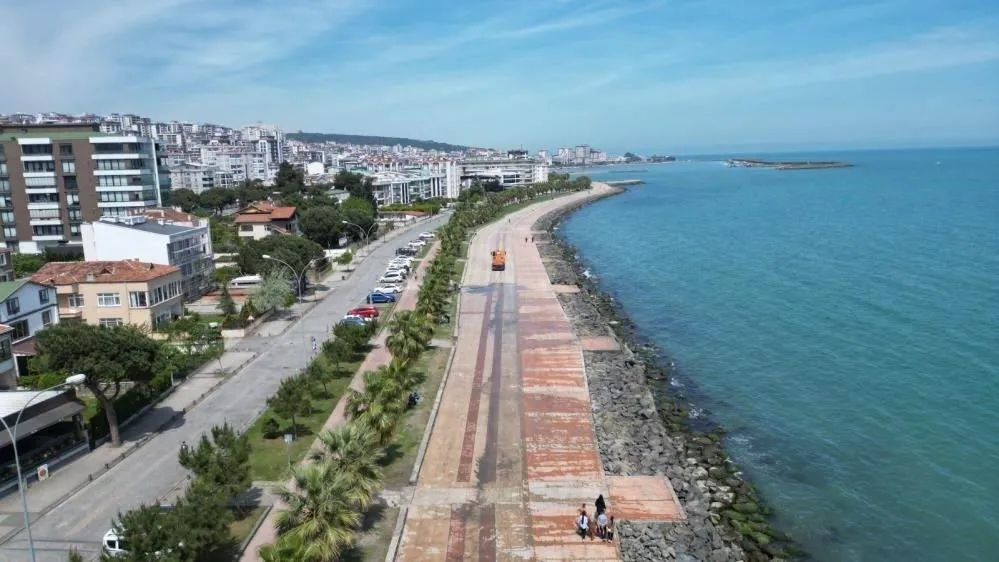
<box><xmin>342</xmin><ymin>220</ymin><xmax>378</xmax><ymax>257</ymax></box>
<box><xmin>0</xmin><ymin>374</ymin><xmax>87</xmax><ymax>562</ymax></box>
<box><xmin>262</xmin><ymin>255</ymin><xmax>322</xmax><ymax>304</ymax></box>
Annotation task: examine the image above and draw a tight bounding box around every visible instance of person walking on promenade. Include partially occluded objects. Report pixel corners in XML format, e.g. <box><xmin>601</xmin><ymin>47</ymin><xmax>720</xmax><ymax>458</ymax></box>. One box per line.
<box><xmin>595</xmin><ymin>494</ymin><xmax>606</xmax><ymax>516</ymax></box>
<box><xmin>576</xmin><ymin>509</ymin><xmax>589</xmax><ymax>539</ymax></box>
<box><xmin>596</xmin><ymin>511</ymin><xmax>609</xmax><ymax>541</ymax></box>
<box><xmin>605</xmin><ymin>516</ymin><xmax>616</xmax><ymax>542</ymax></box>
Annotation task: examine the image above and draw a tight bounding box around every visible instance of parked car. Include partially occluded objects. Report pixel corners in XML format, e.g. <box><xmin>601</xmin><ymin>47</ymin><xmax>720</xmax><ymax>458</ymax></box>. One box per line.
<box><xmin>419</xmin><ymin>232</ymin><xmax>435</xmax><ymax>240</ymax></box>
<box><xmin>340</xmin><ymin>316</ymin><xmax>367</xmax><ymax>326</ymax></box>
<box><xmin>368</xmin><ymin>292</ymin><xmax>396</xmax><ymax>304</ymax></box>
<box><xmin>396</xmin><ymin>247</ymin><xmax>417</xmax><ymax>256</ymax></box>
<box><xmin>380</xmin><ymin>273</ymin><xmax>405</xmax><ymax>284</ymax></box>
<box><xmin>343</xmin><ymin>314</ymin><xmax>371</xmax><ymax>323</ymax></box>
<box><xmin>385</xmin><ymin>267</ymin><xmax>408</xmax><ymax>277</ymax></box>
<box><xmin>373</xmin><ymin>285</ymin><xmax>402</xmax><ymax>295</ymax></box>
<box><xmin>348</xmin><ymin>306</ymin><xmax>379</xmax><ymax>318</ymax></box>
<box><xmin>409</xmin><ymin>239</ymin><xmax>426</xmax><ymax>247</ymax></box>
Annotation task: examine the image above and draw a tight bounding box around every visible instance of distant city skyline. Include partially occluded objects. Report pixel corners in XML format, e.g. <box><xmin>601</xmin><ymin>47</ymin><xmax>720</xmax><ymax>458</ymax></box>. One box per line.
<box><xmin>2</xmin><ymin>0</ymin><xmax>997</xmax><ymax>152</ymax></box>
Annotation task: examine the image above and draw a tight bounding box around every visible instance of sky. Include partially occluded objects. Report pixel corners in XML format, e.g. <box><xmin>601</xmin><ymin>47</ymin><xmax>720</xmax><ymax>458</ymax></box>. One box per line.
<box><xmin>1</xmin><ymin>0</ymin><xmax>997</xmax><ymax>154</ymax></box>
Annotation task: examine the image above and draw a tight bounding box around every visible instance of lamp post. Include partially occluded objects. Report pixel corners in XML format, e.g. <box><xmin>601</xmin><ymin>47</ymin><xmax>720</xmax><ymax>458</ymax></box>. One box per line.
<box><xmin>342</xmin><ymin>220</ymin><xmax>378</xmax><ymax>257</ymax></box>
<box><xmin>261</xmin><ymin>255</ymin><xmax>321</xmax><ymax>305</ymax></box>
<box><xmin>0</xmin><ymin>373</ymin><xmax>87</xmax><ymax>562</ymax></box>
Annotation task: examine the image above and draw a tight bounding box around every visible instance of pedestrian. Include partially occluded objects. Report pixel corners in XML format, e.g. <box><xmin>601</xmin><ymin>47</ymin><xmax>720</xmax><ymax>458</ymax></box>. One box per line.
<box><xmin>576</xmin><ymin>509</ymin><xmax>589</xmax><ymax>539</ymax></box>
<box><xmin>179</xmin><ymin>440</ymin><xmax>189</xmax><ymax>456</ymax></box>
<box><xmin>595</xmin><ymin>494</ymin><xmax>606</xmax><ymax>516</ymax></box>
<box><xmin>312</xmin><ymin>340</ymin><xmax>318</xmax><ymax>352</ymax></box>
<box><xmin>531</xmin><ymin>235</ymin><xmax>535</xmax><ymax>242</ymax></box>
<box><xmin>525</xmin><ymin>236</ymin><xmax>528</xmax><ymax>243</ymax></box>
<box><xmin>596</xmin><ymin>511</ymin><xmax>609</xmax><ymax>541</ymax></box>
<box><xmin>605</xmin><ymin>516</ymin><xmax>615</xmax><ymax>542</ymax></box>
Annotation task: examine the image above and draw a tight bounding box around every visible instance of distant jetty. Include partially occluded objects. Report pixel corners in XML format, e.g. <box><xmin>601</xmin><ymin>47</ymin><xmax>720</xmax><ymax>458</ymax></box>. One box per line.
<box><xmin>726</xmin><ymin>158</ymin><xmax>852</xmax><ymax>170</ymax></box>
<box><xmin>604</xmin><ymin>179</ymin><xmax>645</xmax><ymax>186</ymax></box>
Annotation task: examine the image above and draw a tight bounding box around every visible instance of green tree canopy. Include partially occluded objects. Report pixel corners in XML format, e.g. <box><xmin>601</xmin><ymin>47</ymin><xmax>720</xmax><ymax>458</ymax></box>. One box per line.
<box><xmin>199</xmin><ymin>187</ymin><xmax>237</xmax><ymax>215</ymax></box>
<box><xmin>267</xmin><ymin>376</ymin><xmax>311</xmax><ymax>436</ymax></box>
<box><xmin>178</xmin><ymin>423</ymin><xmax>251</xmax><ymax>509</ymax></box>
<box><xmin>236</xmin><ymin>235</ymin><xmax>325</xmax><ymax>277</ymax></box>
<box><xmin>275</xmin><ymin>162</ymin><xmax>306</xmax><ymax>195</ymax></box>
<box><xmin>251</xmin><ymin>274</ymin><xmax>296</xmax><ymax>311</ymax></box>
<box><xmin>167</xmin><ymin>188</ymin><xmax>200</xmax><ymax>212</ymax></box>
<box><xmin>35</xmin><ymin>323</ymin><xmax>174</xmax><ymax>447</ymax></box>
<box><xmin>298</xmin><ymin>206</ymin><xmax>344</xmax><ymax>249</ymax></box>
<box><xmin>340</xmin><ymin>196</ymin><xmax>376</xmax><ymax>241</ymax></box>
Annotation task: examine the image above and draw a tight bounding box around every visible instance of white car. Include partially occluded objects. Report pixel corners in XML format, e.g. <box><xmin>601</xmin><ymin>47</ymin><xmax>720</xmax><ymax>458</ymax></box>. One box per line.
<box><xmin>373</xmin><ymin>285</ymin><xmax>402</xmax><ymax>294</ymax></box>
<box><xmin>419</xmin><ymin>232</ymin><xmax>435</xmax><ymax>240</ymax></box>
<box><xmin>380</xmin><ymin>273</ymin><xmax>405</xmax><ymax>284</ymax></box>
<box><xmin>409</xmin><ymin>239</ymin><xmax>427</xmax><ymax>247</ymax></box>
<box><xmin>390</xmin><ymin>257</ymin><xmax>413</xmax><ymax>265</ymax></box>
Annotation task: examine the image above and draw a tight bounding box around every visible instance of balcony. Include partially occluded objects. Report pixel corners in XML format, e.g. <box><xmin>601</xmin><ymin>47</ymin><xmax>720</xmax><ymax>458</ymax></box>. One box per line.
<box><xmin>58</xmin><ymin>307</ymin><xmax>83</xmax><ymax>319</ymax></box>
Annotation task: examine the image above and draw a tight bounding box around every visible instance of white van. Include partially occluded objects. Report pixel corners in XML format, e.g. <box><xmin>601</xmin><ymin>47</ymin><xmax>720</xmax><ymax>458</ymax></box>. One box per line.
<box><xmin>228</xmin><ymin>275</ymin><xmax>263</xmax><ymax>289</ymax></box>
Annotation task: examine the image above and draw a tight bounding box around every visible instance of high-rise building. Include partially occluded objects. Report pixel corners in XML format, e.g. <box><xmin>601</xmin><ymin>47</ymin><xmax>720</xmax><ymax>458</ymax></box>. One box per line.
<box><xmin>0</xmin><ymin>123</ymin><xmax>171</xmax><ymax>254</ymax></box>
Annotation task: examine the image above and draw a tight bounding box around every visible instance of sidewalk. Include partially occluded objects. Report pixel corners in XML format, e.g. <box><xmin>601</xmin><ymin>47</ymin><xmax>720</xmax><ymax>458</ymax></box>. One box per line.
<box><xmin>0</xmin><ymin>350</ymin><xmax>256</xmax><ymax>542</ymax></box>
<box><xmin>239</xmin><ymin>242</ymin><xmax>439</xmax><ymax>560</ymax></box>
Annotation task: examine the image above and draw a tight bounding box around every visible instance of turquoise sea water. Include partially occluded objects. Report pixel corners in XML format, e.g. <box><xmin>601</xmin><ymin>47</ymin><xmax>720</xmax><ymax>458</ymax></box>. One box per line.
<box><xmin>560</xmin><ymin>149</ymin><xmax>999</xmax><ymax>562</ymax></box>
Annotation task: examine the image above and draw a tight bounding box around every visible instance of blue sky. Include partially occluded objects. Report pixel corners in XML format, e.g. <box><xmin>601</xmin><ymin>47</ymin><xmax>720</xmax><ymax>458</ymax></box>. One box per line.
<box><xmin>1</xmin><ymin>0</ymin><xmax>997</xmax><ymax>153</ymax></box>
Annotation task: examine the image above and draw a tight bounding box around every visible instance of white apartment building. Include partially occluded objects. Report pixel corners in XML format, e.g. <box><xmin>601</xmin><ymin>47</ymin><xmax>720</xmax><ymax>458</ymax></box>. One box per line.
<box><xmin>170</xmin><ymin>163</ymin><xmax>215</xmax><ymax>193</ymax></box>
<box><xmin>365</xmin><ymin>161</ymin><xmax>460</xmax><ymax>206</ymax></box>
<box><xmin>459</xmin><ymin>160</ymin><xmax>549</xmax><ymax>188</ymax></box>
<box><xmin>90</xmin><ymin>135</ymin><xmax>170</xmax><ymax>217</ymax></box>
<box><xmin>81</xmin><ymin>214</ymin><xmax>214</xmax><ymax>301</ymax></box>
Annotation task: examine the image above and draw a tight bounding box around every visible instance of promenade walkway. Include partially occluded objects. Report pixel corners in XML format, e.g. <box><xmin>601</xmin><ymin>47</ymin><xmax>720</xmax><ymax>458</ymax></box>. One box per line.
<box><xmin>395</xmin><ymin>186</ymin><xmax>684</xmax><ymax>561</ymax></box>
<box><xmin>239</xmin><ymin>242</ymin><xmax>440</xmax><ymax>560</ymax></box>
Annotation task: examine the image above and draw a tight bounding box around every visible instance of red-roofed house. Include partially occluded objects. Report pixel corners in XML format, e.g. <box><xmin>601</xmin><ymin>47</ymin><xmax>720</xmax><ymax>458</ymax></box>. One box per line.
<box><xmin>233</xmin><ymin>202</ymin><xmax>298</xmax><ymax>240</ymax></box>
<box><xmin>31</xmin><ymin>260</ymin><xmax>184</xmax><ymax>328</ymax></box>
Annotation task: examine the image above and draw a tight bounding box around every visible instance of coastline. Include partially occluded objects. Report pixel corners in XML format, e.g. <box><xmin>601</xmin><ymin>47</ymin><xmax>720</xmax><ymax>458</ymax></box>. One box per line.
<box><xmin>534</xmin><ymin>183</ymin><xmax>801</xmax><ymax>562</ymax></box>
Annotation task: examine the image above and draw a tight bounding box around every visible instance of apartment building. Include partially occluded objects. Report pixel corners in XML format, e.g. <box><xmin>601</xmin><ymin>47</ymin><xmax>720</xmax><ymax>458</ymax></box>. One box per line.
<box><xmin>81</xmin><ymin>212</ymin><xmax>214</xmax><ymax>301</ymax></box>
<box><xmin>31</xmin><ymin>260</ymin><xmax>183</xmax><ymax>328</ymax></box>
<box><xmin>459</xmin><ymin>159</ymin><xmax>549</xmax><ymax>188</ymax></box>
<box><xmin>0</xmin><ymin>123</ymin><xmax>171</xmax><ymax>254</ymax></box>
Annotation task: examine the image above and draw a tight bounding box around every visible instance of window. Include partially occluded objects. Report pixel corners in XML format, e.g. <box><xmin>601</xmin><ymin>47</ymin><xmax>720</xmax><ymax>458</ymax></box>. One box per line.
<box><xmin>60</xmin><ymin>143</ymin><xmax>73</xmax><ymax>156</ymax></box>
<box><xmin>0</xmin><ymin>179</ymin><xmax>8</xmax><ymax>193</ymax></box>
<box><xmin>68</xmin><ymin>209</ymin><xmax>82</xmax><ymax>221</ymax></box>
<box><xmin>0</xmin><ymin>338</ymin><xmax>10</xmax><ymax>361</ymax></box>
<box><xmin>10</xmin><ymin>319</ymin><xmax>28</xmax><ymax>341</ymax></box>
<box><xmin>22</xmin><ymin>144</ymin><xmax>53</xmax><ymax>155</ymax></box>
<box><xmin>64</xmin><ymin>175</ymin><xmax>78</xmax><ymax>190</ymax></box>
<box><xmin>32</xmin><ymin>225</ymin><xmax>64</xmax><ymax>236</ymax></box>
<box><xmin>24</xmin><ymin>176</ymin><xmax>57</xmax><ymax>187</ymax></box>
<box><xmin>41</xmin><ymin>310</ymin><xmax>52</xmax><ymax>326</ymax></box>
<box><xmin>23</xmin><ymin>161</ymin><xmax>56</xmax><ymax>173</ymax></box>
<box><xmin>70</xmin><ymin>224</ymin><xmax>81</xmax><ymax>236</ymax></box>
<box><xmin>68</xmin><ymin>293</ymin><xmax>84</xmax><ymax>307</ymax></box>
<box><xmin>1</xmin><ymin>211</ymin><xmax>14</xmax><ymax>224</ymax></box>
<box><xmin>28</xmin><ymin>193</ymin><xmax>60</xmax><ymax>204</ymax></box>
<box><xmin>29</xmin><ymin>209</ymin><xmax>61</xmax><ymax>220</ymax></box>
<box><xmin>129</xmin><ymin>291</ymin><xmax>148</xmax><ymax>308</ymax></box>
<box><xmin>38</xmin><ymin>289</ymin><xmax>50</xmax><ymax>304</ymax></box>
<box><xmin>66</xmin><ymin>192</ymin><xmax>80</xmax><ymax>206</ymax></box>
<box><xmin>0</xmin><ymin>196</ymin><xmax>10</xmax><ymax>209</ymax></box>
<box><xmin>240</xmin><ymin>224</ymin><xmax>253</xmax><ymax>232</ymax></box>
<box><xmin>5</xmin><ymin>297</ymin><xmax>19</xmax><ymax>315</ymax></box>
<box><xmin>99</xmin><ymin>318</ymin><xmax>123</xmax><ymax>327</ymax></box>
<box><xmin>62</xmin><ymin>161</ymin><xmax>76</xmax><ymax>174</ymax></box>
<box><xmin>97</xmin><ymin>293</ymin><xmax>120</xmax><ymax>307</ymax></box>
<box><xmin>0</xmin><ymin>163</ymin><xmax>7</xmax><ymax>175</ymax></box>
<box><xmin>2</xmin><ymin>227</ymin><xmax>15</xmax><ymax>239</ymax></box>
<box><xmin>96</xmin><ymin>159</ymin><xmax>143</xmax><ymax>171</ymax></box>
<box><xmin>0</xmin><ymin>253</ymin><xmax>6</xmax><ymax>266</ymax></box>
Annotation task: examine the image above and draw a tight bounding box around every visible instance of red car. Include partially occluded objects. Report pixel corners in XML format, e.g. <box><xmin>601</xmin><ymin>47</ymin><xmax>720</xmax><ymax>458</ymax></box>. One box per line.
<box><xmin>348</xmin><ymin>306</ymin><xmax>379</xmax><ymax>318</ymax></box>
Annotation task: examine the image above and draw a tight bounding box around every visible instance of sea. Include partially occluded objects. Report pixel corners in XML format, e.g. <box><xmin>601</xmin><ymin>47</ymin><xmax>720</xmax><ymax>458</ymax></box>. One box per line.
<box><xmin>560</xmin><ymin>148</ymin><xmax>999</xmax><ymax>562</ymax></box>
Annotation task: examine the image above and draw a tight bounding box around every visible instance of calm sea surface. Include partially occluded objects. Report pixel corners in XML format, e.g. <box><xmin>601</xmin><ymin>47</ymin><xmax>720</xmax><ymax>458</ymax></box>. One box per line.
<box><xmin>561</xmin><ymin>148</ymin><xmax>999</xmax><ymax>562</ymax></box>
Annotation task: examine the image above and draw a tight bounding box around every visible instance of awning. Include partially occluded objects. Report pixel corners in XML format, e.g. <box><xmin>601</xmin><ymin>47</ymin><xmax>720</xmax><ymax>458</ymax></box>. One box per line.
<box><xmin>0</xmin><ymin>401</ymin><xmax>84</xmax><ymax>448</ymax></box>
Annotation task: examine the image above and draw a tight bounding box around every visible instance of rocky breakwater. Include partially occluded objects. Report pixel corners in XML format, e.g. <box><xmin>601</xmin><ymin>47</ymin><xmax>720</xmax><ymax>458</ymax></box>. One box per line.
<box><xmin>534</xmin><ymin>201</ymin><xmax>800</xmax><ymax>562</ymax></box>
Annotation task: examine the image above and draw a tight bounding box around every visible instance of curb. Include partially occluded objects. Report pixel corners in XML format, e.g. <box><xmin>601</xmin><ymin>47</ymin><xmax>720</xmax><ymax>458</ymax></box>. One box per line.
<box><xmin>383</xmin><ymin>505</ymin><xmax>410</xmax><ymax>562</ymax></box>
<box><xmin>237</xmin><ymin>505</ymin><xmax>273</xmax><ymax>558</ymax></box>
<box><xmin>0</xmin><ymin>352</ymin><xmax>259</xmax><ymax>546</ymax></box>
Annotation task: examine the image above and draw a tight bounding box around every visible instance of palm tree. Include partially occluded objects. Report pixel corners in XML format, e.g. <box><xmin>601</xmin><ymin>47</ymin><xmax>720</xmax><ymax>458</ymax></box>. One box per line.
<box><xmin>357</xmin><ymin>398</ymin><xmax>404</xmax><ymax>446</ymax></box>
<box><xmin>259</xmin><ymin>534</ymin><xmax>304</xmax><ymax>562</ymax></box>
<box><xmin>308</xmin><ymin>424</ymin><xmax>384</xmax><ymax>498</ymax></box>
<box><xmin>275</xmin><ymin>464</ymin><xmax>365</xmax><ymax>562</ymax></box>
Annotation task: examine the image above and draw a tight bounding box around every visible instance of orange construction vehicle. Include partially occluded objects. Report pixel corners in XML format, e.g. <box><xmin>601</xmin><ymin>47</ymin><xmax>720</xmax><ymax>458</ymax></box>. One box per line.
<box><xmin>491</xmin><ymin>249</ymin><xmax>507</xmax><ymax>271</ymax></box>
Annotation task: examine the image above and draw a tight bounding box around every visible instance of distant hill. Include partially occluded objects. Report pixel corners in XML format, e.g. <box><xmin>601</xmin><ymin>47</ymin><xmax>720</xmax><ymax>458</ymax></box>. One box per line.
<box><xmin>286</xmin><ymin>132</ymin><xmax>470</xmax><ymax>152</ymax></box>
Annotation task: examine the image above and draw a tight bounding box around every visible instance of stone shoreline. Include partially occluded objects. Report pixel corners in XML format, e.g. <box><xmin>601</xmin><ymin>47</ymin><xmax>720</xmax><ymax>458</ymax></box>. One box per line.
<box><xmin>533</xmin><ymin>186</ymin><xmax>801</xmax><ymax>562</ymax></box>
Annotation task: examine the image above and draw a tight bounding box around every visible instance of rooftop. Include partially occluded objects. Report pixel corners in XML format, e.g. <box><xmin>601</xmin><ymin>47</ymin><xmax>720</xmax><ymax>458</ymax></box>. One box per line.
<box><xmin>0</xmin><ymin>390</ymin><xmax>68</xmax><ymax>418</ymax></box>
<box><xmin>233</xmin><ymin>202</ymin><xmax>296</xmax><ymax>224</ymax></box>
<box><xmin>0</xmin><ymin>122</ymin><xmax>107</xmax><ymax>141</ymax></box>
<box><xmin>95</xmin><ymin>215</ymin><xmax>198</xmax><ymax>235</ymax></box>
<box><xmin>0</xmin><ymin>279</ymin><xmax>32</xmax><ymax>302</ymax></box>
<box><xmin>32</xmin><ymin>260</ymin><xmax>180</xmax><ymax>285</ymax></box>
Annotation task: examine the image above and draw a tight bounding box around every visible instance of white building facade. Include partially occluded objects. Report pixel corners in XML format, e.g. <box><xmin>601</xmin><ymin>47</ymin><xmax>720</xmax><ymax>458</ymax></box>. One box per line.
<box><xmin>81</xmin><ymin>215</ymin><xmax>214</xmax><ymax>301</ymax></box>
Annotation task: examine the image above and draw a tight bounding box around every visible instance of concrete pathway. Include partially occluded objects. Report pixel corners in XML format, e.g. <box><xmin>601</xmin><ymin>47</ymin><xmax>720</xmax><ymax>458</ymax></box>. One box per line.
<box><xmin>395</xmin><ymin>186</ymin><xmax>684</xmax><ymax>562</ymax></box>
<box><xmin>239</xmin><ymin>242</ymin><xmax>439</xmax><ymax>561</ymax></box>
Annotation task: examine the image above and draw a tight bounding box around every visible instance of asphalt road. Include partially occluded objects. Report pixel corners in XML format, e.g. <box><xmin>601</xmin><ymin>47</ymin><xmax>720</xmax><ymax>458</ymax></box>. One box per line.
<box><xmin>0</xmin><ymin>214</ymin><xmax>449</xmax><ymax>562</ymax></box>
